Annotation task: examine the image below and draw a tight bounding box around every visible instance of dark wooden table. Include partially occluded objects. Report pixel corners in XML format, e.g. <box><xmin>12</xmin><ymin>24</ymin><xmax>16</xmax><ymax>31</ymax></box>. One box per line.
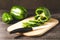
<box><xmin>0</xmin><ymin>10</ymin><xmax>60</xmax><ymax>40</ymax></box>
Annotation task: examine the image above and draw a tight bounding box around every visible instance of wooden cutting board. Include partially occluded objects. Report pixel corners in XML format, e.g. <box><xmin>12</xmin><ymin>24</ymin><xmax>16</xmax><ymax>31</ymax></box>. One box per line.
<box><xmin>23</xmin><ymin>18</ymin><xmax>59</xmax><ymax>36</ymax></box>
<box><xmin>7</xmin><ymin>17</ymin><xmax>59</xmax><ymax>36</ymax></box>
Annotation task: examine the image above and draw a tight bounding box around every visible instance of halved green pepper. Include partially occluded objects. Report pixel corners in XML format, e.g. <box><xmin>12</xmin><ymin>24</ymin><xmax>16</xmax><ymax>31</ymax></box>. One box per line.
<box><xmin>2</xmin><ymin>12</ymin><xmax>13</xmax><ymax>24</ymax></box>
<box><xmin>35</xmin><ymin>7</ymin><xmax>51</xmax><ymax>23</ymax></box>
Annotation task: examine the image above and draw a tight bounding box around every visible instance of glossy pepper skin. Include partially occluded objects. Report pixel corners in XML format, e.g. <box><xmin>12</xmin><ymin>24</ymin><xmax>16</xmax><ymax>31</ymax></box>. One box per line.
<box><xmin>2</xmin><ymin>12</ymin><xmax>13</xmax><ymax>24</ymax></box>
<box><xmin>35</xmin><ymin>7</ymin><xmax>51</xmax><ymax>23</ymax></box>
<box><xmin>10</xmin><ymin>6</ymin><xmax>27</xmax><ymax>20</ymax></box>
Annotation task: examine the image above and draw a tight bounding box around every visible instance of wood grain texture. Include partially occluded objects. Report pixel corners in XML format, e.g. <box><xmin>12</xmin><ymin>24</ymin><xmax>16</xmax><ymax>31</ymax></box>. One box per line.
<box><xmin>0</xmin><ymin>10</ymin><xmax>60</xmax><ymax>40</ymax></box>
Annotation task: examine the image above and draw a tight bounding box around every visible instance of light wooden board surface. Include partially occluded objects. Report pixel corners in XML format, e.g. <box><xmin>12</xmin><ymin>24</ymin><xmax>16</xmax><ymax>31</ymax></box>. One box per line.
<box><xmin>13</xmin><ymin>17</ymin><xmax>59</xmax><ymax>36</ymax></box>
<box><xmin>23</xmin><ymin>18</ymin><xmax>59</xmax><ymax>36</ymax></box>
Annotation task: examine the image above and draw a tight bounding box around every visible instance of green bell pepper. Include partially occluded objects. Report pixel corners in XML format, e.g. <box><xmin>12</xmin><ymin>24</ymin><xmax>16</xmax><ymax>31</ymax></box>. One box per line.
<box><xmin>23</xmin><ymin>7</ymin><xmax>51</xmax><ymax>28</ymax></box>
<box><xmin>2</xmin><ymin>12</ymin><xmax>13</xmax><ymax>23</ymax></box>
<box><xmin>10</xmin><ymin>5</ymin><xmax>27</xmax><ymax>20</ymax></box>
<box><xmin>35</xmin><ymin>7</ymin><xmax>51</xmax><ymax>23</ymax></box>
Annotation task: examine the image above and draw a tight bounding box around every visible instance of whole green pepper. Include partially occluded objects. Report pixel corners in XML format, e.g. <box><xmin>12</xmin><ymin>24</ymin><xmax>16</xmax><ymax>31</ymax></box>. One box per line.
<box><xmin>10</xmin><ymin>5</ymin><xmax>27</xmax><ymax>20</ymax></box>
<box><xmin>2</xmin><ymin>12</ymin><xmax>13</xmax><ymax>23</ymax></box>
<box><xmin>35</xmin><ymin>7</ymin><xmax>51</xmax><ymax>23</ymax></box>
